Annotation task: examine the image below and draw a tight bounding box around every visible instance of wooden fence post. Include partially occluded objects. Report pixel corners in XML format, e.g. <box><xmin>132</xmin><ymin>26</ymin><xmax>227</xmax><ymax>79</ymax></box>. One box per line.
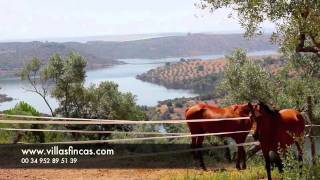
<box><xmin>307</xmin><ymin>96</ymin><xmax>317</xmax><ymax>165</ymax></box>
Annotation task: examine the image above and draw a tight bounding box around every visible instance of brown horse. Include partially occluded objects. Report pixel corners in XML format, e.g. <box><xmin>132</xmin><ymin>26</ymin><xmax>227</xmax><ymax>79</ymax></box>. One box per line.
<box><xmin>185</xmin><ymin>102</ymin><xmax>254</xmax><ymax>170</ymax></box>
<box><xmin>248</xmin><ymin>102</ymin><xmax>305</xmax><ymax>180</ymax></box>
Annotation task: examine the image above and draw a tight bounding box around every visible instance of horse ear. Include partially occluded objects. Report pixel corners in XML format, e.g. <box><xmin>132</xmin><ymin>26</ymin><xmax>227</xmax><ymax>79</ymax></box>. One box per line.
<box><xmin>258</xmin><ymin>101</ymin><xmax>264</xmax><ymax>106</ymax></box>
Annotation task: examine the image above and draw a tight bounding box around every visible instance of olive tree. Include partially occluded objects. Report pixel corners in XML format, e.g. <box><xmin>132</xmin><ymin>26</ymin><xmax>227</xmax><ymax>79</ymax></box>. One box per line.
<box><xmin>200</xmin><ymin>0</ymin><xmax>320</xmax><ymax>54</ymax></box>
<box><xmin>21</xmin><ymin>52</ymin><xmax>146</xmax><ymax>140</ymax></box>
<box><xmin>20</xmin><ymin>58</ymin><xmax>55</xmax><ymax>116</ymax></box>
<box><xmin>61</xmin><ymin>81</ymin><xmax>146</xmax><ymax>140</ymax></box>
<box><xmin>44</xmin><ymin>52</ymin><xmax>87</xmax><ymax>117</ymax></box>
<box><xmin>20</xmin><ymin>52</ymin><xmax>87</xmax><ymax>117</ymax></box>
<box><xmin>217</xmin><ymin>49</ymin><xmax>279</xmax><ymax>105</ymax></box>
<box><xmin>202</xmin><ymin>0</ymin><xmax>320</xmax><ymax>110</ymax></box>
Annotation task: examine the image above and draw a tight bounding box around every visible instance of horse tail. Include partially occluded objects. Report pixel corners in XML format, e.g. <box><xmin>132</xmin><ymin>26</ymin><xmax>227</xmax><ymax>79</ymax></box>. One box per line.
<box><xmin>296</xmin><ymin>113</ymin><xmax>305</xmax><ymax>135</ymax></box>
<box><xmin>185</xmin><ymin>107</ymin><xmax>190</xmax><ymax>115</ymax></box>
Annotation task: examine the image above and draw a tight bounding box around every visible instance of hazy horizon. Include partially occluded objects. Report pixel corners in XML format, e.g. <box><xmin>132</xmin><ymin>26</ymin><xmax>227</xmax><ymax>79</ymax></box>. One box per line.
<box><xmin>1</xmin><ymin>0</ymin><xmax>275</xmax><ymax>42</ymax></box>
<box><xmin>0</xmin><ymin>31</ymin><xmax>276</xmax><ymax>43</ymax></box>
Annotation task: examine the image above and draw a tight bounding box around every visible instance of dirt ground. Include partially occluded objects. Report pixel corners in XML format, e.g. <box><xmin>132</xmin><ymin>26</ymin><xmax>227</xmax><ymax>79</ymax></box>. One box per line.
<box><xmin>0</xmin><ymin>168</ymin><xmax>204</xmax><ymax>180</ymax></box>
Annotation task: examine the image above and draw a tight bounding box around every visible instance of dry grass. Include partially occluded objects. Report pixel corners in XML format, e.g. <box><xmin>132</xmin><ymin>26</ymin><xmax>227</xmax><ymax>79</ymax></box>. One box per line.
<box><xmin>0</xmin><ymin>166</ymin><xmax>280</xmax><ymax>180</ymax></box>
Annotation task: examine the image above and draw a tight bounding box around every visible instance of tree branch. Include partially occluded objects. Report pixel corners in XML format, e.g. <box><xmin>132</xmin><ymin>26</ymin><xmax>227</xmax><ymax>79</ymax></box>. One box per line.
<box><xmin>295</xmin><ymin>33</ymin><xmax>320</xmax><ymax>54</ymax></box>
<box><xmin>24</xmin><ymin>88</ymin><xmax>55</xmax><ymax>116</ymax></box>
<box><xmin>25</xmin><ymin>72</ymin><xmax>55</xmax><ymax>116</ymax></box>
<box><xmin>310</xmin><ymin>35</ymin><xmax>320</xmax><ymax>47</ymax></box>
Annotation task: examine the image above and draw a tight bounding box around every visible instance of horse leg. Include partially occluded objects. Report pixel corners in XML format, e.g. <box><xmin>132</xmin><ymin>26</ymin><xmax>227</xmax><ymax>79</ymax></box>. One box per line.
<box><xmin>235</xmin><ymin>136</ymin><xmax>247</xmax><ymax>170</ymax></box>
<box><xmin>191</xmin><ymin>136</ymin><xmax>207</xmax><ymax>170</ymax></box>
<box><xmin>233</xmin><ymin>137</ymin><xmax>241</xmax><ymax>170</ymax></box>
<box><xmin>188</xmin><ymin>122</ymin><xmax>206</xmax><ymax>170</ymax></box>
<box><xmin>235</xmin><ymin>147</ymin><xmax>242</xmax><ymax>170</ymax></box>
<box><xmin>191</xmin><ymin>137</ymin><xmax>199</xmax><ymax>160</ymax></box>
<box><xmin>196</xmin><ymin>136</ymin><xmax>207</xmax><ymax>171</ymax></box>
<box><xmin>295</xmin><ymin>141</ymin><xmax>303</xmax><ymax>162</ymax></box>
<box><xmin>295</xmin><ymin>141</ymin><xmax>303</xmax><ymax>175</ymax></box>
<box><xmin>246</xmin><ymin>145</ymin><xmax>261</xmax><ymax>160</ymax></box>
<box><xmin>263</xmin><ymin>151</ymin><xmax>272</xmax><ymax>180</ymax></box>
<box><xmin>234</xmin><ymin>145</ymin><xmax>246</xmax><ymax>170</ymax></box>
<box><xmin>240</xmin><ymin>146</ymin><xmax>246</xmax><ymax>170</ymax></box>
<box><xmin>223</xmin><ymin>139</ymin><xmax>232</xmax><ymax>162</ymax></box>
<box><xmin>273</xmin><ymin>152</ymin><xmax>283</xmax><ymax>173</ymax></box>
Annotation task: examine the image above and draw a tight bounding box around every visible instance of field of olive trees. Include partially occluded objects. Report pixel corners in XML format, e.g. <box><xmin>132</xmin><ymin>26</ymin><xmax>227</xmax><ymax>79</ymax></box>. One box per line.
<box><xmin>137</xmin><ymin>55</ymin><xmax>282</xmax><ymax>94</ymax></box>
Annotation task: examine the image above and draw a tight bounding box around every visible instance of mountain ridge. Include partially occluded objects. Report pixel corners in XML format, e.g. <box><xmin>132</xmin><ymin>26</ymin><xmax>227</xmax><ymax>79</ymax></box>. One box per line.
<box><xmin>0</xmin><ymin>33</ymin><xmax>277</xmax><ymax>77</ymax></box>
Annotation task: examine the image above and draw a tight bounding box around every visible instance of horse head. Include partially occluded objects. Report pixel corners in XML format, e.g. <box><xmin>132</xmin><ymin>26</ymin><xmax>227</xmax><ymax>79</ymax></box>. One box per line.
<box><xmin>231</xmin><ymin>103</ymin><xmax>252</xmax><ymax>117</ymax></box>
<box><xmin>247</xmin><ymin>102</ymin><xmax>260</xmax><ymax>140</ymax></box>
<box><xmin>248</xmin><ymin>101</ymin><xmax>279</xmax><ymax>140</ymax></box>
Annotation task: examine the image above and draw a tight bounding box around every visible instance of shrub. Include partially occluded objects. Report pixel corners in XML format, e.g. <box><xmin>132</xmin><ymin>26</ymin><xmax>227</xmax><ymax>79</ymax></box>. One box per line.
<box><xmin>281</xmin><ymin>146</ymin><xmax>320</xmax><ymax>180</ymax></box>
<box><xmin>2</xmin><ymin>101</ymin><xmax>44</xmax><ymax>143</ymax></box>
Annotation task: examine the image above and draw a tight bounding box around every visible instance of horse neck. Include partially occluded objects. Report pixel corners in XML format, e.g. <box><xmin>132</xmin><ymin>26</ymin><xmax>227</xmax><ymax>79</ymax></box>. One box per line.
<box><xmin>223</xmin><ymin>106</ymin><xmax>235</xmax><ymax>114</ymax></box>
<box><xmin>224</xmin><ymin>105</ymin><xmax>247</xmax><ymax>117</ymax></box>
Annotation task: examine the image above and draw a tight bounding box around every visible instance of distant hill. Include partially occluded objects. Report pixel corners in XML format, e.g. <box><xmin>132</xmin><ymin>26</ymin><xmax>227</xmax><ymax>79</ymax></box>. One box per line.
<box><xmin>0</xmin><ymin>33</ymin><xmax>277</xmax><ymax>77</ymax></box>
<box><xmin>0</xmin><ymin>41</ymin><xmax>120</xmax><ymax>70</ymax></box>
<box><xmin>1</xmin><ymin>32</ymin><xmax>186</xmax><ymax>43</ymax></box>
<box><xmin>33</xmin><ymin>33</ymin><xmax>187</xmax><ymax>43</ymax></box>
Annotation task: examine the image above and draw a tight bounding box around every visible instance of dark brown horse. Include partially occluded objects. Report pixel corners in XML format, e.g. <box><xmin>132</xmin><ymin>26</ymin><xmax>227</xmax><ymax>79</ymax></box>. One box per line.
<box><xmin>185</xmin><ymin>102</ymin><xmax>254</xmax><ymax>170</ymax></box>
<box><xmin>248</xmin><ymin>102</ymin><xmax>305</xmax><ymax>180</ymax></box>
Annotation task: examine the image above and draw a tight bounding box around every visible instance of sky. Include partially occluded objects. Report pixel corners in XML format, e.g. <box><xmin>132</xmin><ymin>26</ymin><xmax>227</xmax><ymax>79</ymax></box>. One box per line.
<box><xmin>0</xmin><ymin>0</ymin><xmax>274</xmax><ymax>41</ymax></box>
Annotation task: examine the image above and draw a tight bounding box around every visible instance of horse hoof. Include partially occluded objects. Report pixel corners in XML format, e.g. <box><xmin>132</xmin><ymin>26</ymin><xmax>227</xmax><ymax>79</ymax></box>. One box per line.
<box><xmin>200</xmin><ymin>166</ymin><xmax>208</xmax><ymax>171</ymax></box>
<box><xmin>194</xmin><ymin>165</ymin><xmax>207</xmax><ymax>171</ymax></box>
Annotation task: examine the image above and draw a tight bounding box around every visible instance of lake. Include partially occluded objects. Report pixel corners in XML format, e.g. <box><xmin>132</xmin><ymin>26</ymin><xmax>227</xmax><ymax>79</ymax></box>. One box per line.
<box><xmin>0</xmin><ymin>50</ymin><xmax>276</xmax><ymax>114</ymax></box>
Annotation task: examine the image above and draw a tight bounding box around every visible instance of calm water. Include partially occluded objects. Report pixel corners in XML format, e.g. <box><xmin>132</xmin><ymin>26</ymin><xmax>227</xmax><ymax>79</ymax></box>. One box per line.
<box><xmin>0</xmin><ymin>50</ymin><xmax>276</xmax><ymax>114</ymax></box>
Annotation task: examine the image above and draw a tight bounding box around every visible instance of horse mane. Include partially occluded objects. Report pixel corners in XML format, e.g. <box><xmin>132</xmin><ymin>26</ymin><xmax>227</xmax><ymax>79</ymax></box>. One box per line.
<box><xmin>258</xmin><ymin>102</ymin><xmax>280</xmax><ymax>116</ymax></box>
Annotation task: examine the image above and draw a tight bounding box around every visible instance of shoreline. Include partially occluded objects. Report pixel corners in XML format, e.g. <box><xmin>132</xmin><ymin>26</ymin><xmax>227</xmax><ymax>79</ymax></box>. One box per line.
<box><xmin>0</xmin><ymin>60</ymin><xmax>127</xmax><ymax>80</ymax></box>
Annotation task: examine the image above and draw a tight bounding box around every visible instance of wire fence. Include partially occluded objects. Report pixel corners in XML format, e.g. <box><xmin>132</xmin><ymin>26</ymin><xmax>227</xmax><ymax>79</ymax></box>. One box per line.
<box><xmin>35</xmin><ymin>130</ymin><xmax>253</xmax><ymax>145</ymax></box>
<box><xmin>0</xmin><ymin>128</ymin><xmax>189</xmax><ymax>136</ymax></box>
<box><xmin>0</xmin><ymin>114</ymin><xmax>318</xmax><ymax>157</ymax></box>
<box><xmin>0</xmin><ymin>117</ymin><xmax>251</xmax><ymax>125</ymax></box>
